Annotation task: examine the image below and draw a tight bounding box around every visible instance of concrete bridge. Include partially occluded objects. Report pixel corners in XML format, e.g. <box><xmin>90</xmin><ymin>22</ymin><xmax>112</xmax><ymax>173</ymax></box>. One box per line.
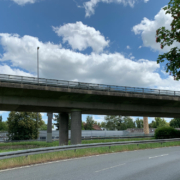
<box><xmin>0</xmin><ymin>74</ymin><xmax>180</xmax><ymax>145</ymax></box>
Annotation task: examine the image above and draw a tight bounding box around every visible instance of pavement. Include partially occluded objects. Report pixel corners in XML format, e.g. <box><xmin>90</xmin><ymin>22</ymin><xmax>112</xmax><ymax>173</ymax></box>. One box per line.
<box><xmin>0</xmin><ymin>146</ymin><xmax>180</xmax><ymax>180</ymax></box>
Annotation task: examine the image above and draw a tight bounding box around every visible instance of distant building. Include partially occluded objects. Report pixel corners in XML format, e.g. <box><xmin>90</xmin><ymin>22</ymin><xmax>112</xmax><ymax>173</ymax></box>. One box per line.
<box><xmin>92</xmin><ymin>124</ymin><xmax>102</xmax><ymax>130</ymax></box>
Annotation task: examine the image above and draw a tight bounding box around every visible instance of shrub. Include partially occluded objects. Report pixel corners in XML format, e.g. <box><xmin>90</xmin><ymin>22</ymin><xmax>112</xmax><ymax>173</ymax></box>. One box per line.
<box><xmin>155</xmin><ymin>126</ymin><xmax>180</xmax><ymax>139</ymax></box>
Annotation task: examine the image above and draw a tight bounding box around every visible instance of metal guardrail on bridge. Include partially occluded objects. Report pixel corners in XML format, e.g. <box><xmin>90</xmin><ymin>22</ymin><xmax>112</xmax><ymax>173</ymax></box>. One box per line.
<box><xmin>0</xmin><ymin>138</ymin><xmax>179</xmax><ymax>160</ymax></box>
<box><xmin>0</xmin><ymin>74</ymin><xmax>180</xmax><ymax>97</ymax></box>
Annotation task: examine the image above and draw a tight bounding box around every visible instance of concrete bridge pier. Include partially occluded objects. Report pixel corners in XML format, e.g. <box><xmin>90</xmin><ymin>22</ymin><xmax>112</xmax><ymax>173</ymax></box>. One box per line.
<box><xmin>71</xmin><ymin>109</ymin><xmax>82</xmax><ymax>145</ymax></box>
<box><xmin>59</xmin><ymin>112</ymin><xmax>69</xmax><ymax>145</ymax></box>
<box><xmin>143</xmin><ymin>117</ymin><xmax>149</xmax><ymax>134</ymax></box>
<box><xmin>47</xmin><ymin>112</ymin><xmax>53</xmax><ymax>143</ymax></box>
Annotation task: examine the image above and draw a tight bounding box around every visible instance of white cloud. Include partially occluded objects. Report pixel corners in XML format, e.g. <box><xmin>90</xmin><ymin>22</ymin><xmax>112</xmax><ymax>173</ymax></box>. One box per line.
<box><xmin>83</xmin><ymin>0</ymin><xmax>148</xmax><ymax>17</ymax></box>
<box><xmin>92</xmin><ymin>115</ymin><xmax>105</xmax><ymax>122</ymax></box>
<box><xmin>126</xmin><ymin>45</ymin><xmax>131</xmax><ymax>49</ymax></box>
<box><xmin>139</xmin><ymin>46</ymin><xmax>142</xmax><ymax>49</ymax></box>
<box><xmin>132</xmin><ymin>7</ymin><xmax>180</xmax><ymax>52</ymax></box>
<box><xmin>12</xmin><ymin>0</ymin><xmax>38</xmax><ymax>5</ymax></box>
<box><xmin>53</xmin><ymin>22</ymin><xmax>109</xmax><ymax>53</ymax></box>
<box><xmin>0</xmin><ymin>64</ymin><xmax>33</xmax><ymax>76</ymax></box>
<box><xmin>0</xmin><ymin>32</ymin><xmax>180</xmax><ymax>92</ymax></box>
<box><xmin>0</xmin><ymin>111</ymin><xmax>6</xmax><ymax>115</ymax></box>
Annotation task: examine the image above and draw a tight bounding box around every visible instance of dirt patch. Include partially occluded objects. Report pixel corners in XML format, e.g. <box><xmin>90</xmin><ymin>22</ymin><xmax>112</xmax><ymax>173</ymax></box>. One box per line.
<box><xmin>0</xmin><ymin>145</ymin><xmax>40</xmax><ymax>150</ymax></box>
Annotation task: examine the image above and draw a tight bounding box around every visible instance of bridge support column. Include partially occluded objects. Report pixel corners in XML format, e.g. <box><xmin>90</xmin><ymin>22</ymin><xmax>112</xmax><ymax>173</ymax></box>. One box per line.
<box><xmin>143</xmin><ymin>117</ymin><xmax>149</xmax><ymax>135</ymax></box>
<box><xmin>47</xmin><ymin>112</ymin><xmax>53</xmax><ymax>143</ymax></box>
<box><xmin>59</xmin><ymin>112</ymin><xmax>69</xmax><ymax>145</ymax></box>
<box><xmin>71</xmin><ymin>109</ymin><xmax>82</xmax><ymax>145</ymax></box>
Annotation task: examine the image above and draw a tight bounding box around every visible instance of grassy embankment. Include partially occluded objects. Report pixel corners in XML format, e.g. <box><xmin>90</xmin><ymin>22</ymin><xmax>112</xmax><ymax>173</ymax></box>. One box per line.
<box><xmin>0</xmin><ymin>137</ymin><xmax>154</xmax><ymax>153</ymax></box>
<box><xmin>0</xmin><ymin>140</ymin><xmax>180</xmax><ymax>170</ymax></box>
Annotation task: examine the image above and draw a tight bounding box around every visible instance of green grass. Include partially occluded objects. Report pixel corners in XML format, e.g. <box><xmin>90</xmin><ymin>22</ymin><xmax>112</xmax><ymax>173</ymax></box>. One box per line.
<box><xmin>0</xmin><ymin>137</ymin><xmax>154</xmax><ymax>153</ymax></box>
<box><xmin>0</xmin><ymin>140</ymin><xmax>179</xmax><ymax>170</ymax></box>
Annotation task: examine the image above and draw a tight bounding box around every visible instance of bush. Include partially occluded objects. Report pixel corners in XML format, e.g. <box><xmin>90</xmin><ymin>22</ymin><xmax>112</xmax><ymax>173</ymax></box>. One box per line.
<box><xmin>155</xmin><ymin>126</ymin><xmax>180</xmax><ymax>139</ymax></box>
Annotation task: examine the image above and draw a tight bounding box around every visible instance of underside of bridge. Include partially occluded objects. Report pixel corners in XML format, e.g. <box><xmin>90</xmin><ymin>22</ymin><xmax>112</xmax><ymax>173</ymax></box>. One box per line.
<box><xmin>0</xmin><ymin>81</ymin><xmax>180</xmax><ymax>144</ymax></box>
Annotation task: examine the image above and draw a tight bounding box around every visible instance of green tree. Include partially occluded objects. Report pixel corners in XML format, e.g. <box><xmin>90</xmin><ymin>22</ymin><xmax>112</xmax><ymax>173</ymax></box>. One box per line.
<box><xmin>169</xmin><ymin>118</ymin><xmax>180</xmax><ymax>128</ymax></box>
<box><xmin>104</xmin><ymin>115</ymin><xmax>117</xmax><ymax>130</ymax></box>
<box><xmin>100</xmin><ymin>122</ymin><xmax>106</xmax><ymax>129</ymax></box>
<box><xmin>149</xmin><ymin>117</ymin><xmax>169</xmax><ymax>128</ymax></box>
<box><xmin>104</xmin><ymin>115</ymin><xmax>133</xmax><ymax>130</ymax></box>
<box><xmin>135</xmin><ymin>118</ymin><xmax>144</xmax><ymax>128</ymax></box>
<box><xmin>123</xmin><ymin>116</ymin><xmax>135</xmax><ymax>129</ymax></box>
<box><xmin>39</xmin><ymin>120</ymin><xmax>54</xmax><ymax>130</ymax></box>
<box><xmin>156</xmin><ymin>0</ymin><xmax>180</xmax><ymax>80</ymax></box>
<box><xmin>7</xmin><ymin>112</ymin><xmax>43</xmax><ymax>140</ymax></box>
<box><xmin>0</xmin><ymin>115</ymin><xmax>8</xmax><ymax>131</ymax></box>
<box><xmin>84</xmin><ymin>116</ymin><xmax>94</xmax><ymax>130</ymax></box>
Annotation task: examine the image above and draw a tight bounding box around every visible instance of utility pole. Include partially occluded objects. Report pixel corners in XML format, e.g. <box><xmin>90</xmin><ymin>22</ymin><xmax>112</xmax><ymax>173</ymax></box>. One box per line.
<box><xmin>37</xmin><ymin>47</ymin><xmax>40</xmax><ymax>138</ymax></box>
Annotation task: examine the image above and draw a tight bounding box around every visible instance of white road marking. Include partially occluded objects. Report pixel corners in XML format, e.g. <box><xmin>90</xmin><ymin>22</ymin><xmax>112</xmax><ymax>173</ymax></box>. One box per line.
<box><xmin>149</xmin><ymin>154</ymin><xmax>168</xmax><ymax>159</ymax></box>
<box><xmin>95</xmin><ymin>163</ymin><xmax>125</xmax><ymax>173</ymax></box>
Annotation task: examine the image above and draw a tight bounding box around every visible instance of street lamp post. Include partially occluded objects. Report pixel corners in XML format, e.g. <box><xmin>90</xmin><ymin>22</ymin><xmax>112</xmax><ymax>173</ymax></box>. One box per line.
<box><xmin>37</xmin><ymin>47</ymin><xmax>40</xmax><ymax>138</ymax></box>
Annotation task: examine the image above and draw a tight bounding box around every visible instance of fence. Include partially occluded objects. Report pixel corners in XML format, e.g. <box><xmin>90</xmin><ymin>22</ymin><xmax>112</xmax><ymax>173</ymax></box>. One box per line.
<box><xmin>0</xmin><ymin>74</ymin><xmax>180</xmax><ymax>96</ymax></box>
<box><xmin>0</xmin><ymin>130</ymin><xmax>154</xmax><ymax>142</ymax></box>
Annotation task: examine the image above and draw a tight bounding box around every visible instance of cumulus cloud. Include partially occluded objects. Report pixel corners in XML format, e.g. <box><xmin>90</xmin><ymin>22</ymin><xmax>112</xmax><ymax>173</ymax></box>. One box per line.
<box><xmin>0</xmin><ymin>64</ymin><xmax>33</xmax><ymax>76</ymax></box>
<box><xmin>11</xmin><ymin>0</ymin><xmax>38</xmax><ymax>5</ymax></box>
<box><xmin>132</xmin><ymin>7</ymin><xmax>180</xmax><ymax>52</ymax></box>
<box><xmin>0</xmin><ymin>32</ymin><xmax>180</xmax><ymax>91</ymax></box>
<box><xmin>139</xmin><ymin>46</ymin><xmax>142</xmax><ymax>49</ymax></box>
<box><xmin>126</xmin><ymin>45</ymin><xmax>131</xmax><ymax>49</ymax></box>
<box><xmin>53</xmin><ymin>22</ymin><xmax>109</xmax><ymax>53</ymax></box>
<box><xmin>83</xmin><ymin>0</ymin><xmax>148</xmax><ymax>17</ymax></box>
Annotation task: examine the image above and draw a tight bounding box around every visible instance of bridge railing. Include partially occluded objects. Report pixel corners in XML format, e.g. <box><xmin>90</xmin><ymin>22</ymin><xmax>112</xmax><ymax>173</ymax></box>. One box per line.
<box><xmin>0</xmin><ymin>74</ymin><xmax>180</xmax><ymax>97</ymax></box>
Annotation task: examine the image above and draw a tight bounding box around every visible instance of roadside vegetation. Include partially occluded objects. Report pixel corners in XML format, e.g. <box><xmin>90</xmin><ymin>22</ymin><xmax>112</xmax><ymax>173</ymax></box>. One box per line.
<box><xmin>0</xmin><ymin>140</ymin><xmax>180</xmax><ymax>170</ymax></box>
<box><xmin>0</xmin><ymin>137</ymin><xmax>154</xmax><ymax>153</ymax></box>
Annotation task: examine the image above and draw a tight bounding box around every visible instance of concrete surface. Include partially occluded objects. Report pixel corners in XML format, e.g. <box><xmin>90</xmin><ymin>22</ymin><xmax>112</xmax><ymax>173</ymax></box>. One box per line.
<box><xmin>0</xmin><ymin>81</ymin><xmax>180</xmax><ymax>117</ymax></box>
<box><xmin>71</xmin><ymin>110</ymin><xmax>82</xmax><ymax>144</ymax></box>
<box><xmin>143</xmin><ymin>117</ymin><xmax>149</xmax><ymax>134</ymax></box>
<box><xmin>46</xmin><ymin>113</ymin><xmax>53</xmax><ymax>143</ymax></box>
<box><xmin>59</xmin><ymin>112</ymin><xmax>69</xmax><ymax>145</ymax></box>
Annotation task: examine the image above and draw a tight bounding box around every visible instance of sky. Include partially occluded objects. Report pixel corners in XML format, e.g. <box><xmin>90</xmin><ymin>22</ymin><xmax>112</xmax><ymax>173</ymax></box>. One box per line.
<box><xmin>0</xmin><ymin>0</ymin><xmax>178</xmax><ymax>127</ymax></box>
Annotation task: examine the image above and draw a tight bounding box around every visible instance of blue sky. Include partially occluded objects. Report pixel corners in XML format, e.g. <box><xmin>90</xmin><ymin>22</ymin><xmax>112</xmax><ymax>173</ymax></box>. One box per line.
<box><xmin>0</xmin><ymin>0</ymin><xmax>178</xmax><ymax>126</ymax></box>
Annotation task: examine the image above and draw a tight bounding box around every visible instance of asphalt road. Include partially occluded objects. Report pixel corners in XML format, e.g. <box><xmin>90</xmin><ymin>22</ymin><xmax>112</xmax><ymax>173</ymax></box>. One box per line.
<box><xmin>0</xmin><ymin>146</ymin><xmax>180</xmax><ymax>180</ymax></box>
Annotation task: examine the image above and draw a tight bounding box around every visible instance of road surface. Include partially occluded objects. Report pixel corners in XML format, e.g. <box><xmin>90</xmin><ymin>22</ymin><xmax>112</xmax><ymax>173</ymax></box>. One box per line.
<box><xmin>0</xmin><ymin>146</ymin><xmax>180</xmax><ymax>180</ymax></box>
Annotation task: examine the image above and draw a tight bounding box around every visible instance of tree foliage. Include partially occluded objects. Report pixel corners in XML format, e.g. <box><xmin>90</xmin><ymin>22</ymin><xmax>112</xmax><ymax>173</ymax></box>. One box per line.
<box><xmin>169</xmin><ymin>118</ymin><xmax>180</xmax><ymax>128</ymax></box>
<box><xmin>104</xmin><ymin>115</ymin><xmax>135</xmax><ymax>130</ymax></box>
<box><xmin>0</xmin><ymin>115</ymin><xmax>8</xmax><ymax>131</ymax></box>
<box><xmin>134</xmin><ymin>118</ymin><xmax>143</xmax><ymax>128</ymax></box>
<box><xmin>149</xmin><ymin>117</ymin><xmax>169</xmax><ymax>128</ymax></box>
<box><xmin>39</xmin><ymin>120</ymin><xmax>54</xmax><ymax>130</ymax></box>
<box><xmin>84</xmin><ymin>116</ymin><xmax>94</xmax><ymax>130</ymax></box>
<box><xmin>156</xmin><ymin>0</ymin><xmax>180</xmax><ymax>80</ymax></box>
<box><xmin>7</xmin><ymin>112</ymin><xmax>43</xmax><ymax>140</ymax></box>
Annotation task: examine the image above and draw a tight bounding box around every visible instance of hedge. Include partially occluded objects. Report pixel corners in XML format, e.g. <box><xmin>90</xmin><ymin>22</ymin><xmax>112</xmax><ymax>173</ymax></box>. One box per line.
<box><xmin>155</xmin><ymin>126</ymin><xmax>180</xmax><ymax>139</ymax></box>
